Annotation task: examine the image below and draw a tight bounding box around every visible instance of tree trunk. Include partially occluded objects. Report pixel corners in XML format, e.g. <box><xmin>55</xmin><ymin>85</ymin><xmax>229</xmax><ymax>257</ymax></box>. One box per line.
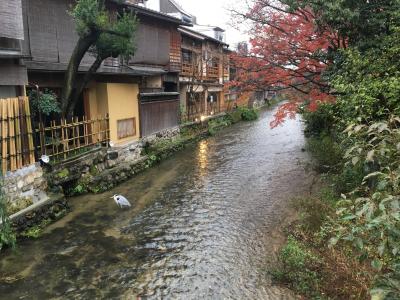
<box><xmin>61</xmin><ymin>33</ymin><xmax>99</xmax><ymax>117</ymax></box>
<box><xmin>67</xmin><ymin>55</ymin><xmax>104</xmax><ymax>116</ymax></box>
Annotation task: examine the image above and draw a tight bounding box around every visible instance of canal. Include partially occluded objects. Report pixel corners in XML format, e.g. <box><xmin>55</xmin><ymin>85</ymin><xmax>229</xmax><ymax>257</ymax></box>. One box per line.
<box><xmin>0</xmin><ymin>106</ymin><xmax>312</xmax><ymax>299</ymax></box>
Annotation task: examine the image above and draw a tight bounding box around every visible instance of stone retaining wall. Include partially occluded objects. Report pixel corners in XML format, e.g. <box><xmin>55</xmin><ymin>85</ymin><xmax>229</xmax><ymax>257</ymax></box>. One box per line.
<box><xmin>3</xmin><ymin>164</ymin><xmax>48</xmax><ymax>215</ymax></box>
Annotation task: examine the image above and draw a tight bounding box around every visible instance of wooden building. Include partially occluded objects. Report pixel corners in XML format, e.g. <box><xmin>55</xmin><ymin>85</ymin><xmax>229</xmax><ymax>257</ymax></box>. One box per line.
<box><xmin>20</xmin><ymin>0</ymin><xmax>185</xmax><ymax>145</ymax></box>
<box><xmin>0</xmin><ymin>0</ymin><xmax>27</xmax><ymax>98</ymax></box>
<box><xmin>178</xmin><ymin>26</ymin><xmax>230</xmax><ymax>122</ymax></box>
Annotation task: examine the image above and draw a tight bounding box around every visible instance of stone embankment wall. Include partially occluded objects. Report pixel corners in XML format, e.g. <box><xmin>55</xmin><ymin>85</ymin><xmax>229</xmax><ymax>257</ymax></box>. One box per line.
<box><xmin>3</xmin><ymin>164</ymin><xmax>48</xmax><ymax>215</ymax></box>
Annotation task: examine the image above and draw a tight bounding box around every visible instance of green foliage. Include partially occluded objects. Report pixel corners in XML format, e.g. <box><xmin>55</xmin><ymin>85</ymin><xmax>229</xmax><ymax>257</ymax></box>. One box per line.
<box><xmin>95</xmin><ymin>12</ymin><xmax>137</xmax><ymax>60</ymax></box>
<box><xmin>0</xmin><ymin>176</ymin><xmax>16</xmax><ymax>251</ymax></box>
<box><xmin>20</xmin><ymin>219</ymin><xmax>51</xmax><ymax>239</ymax></box>
<box><xmin>333</xmin><ymin>30</ymin><xmax>400</xmax><ymax>124</ymax></box>
<box><xmin>72</xmin><ymin>184</ymin><xmax>87</xmax><ymax>195</ymax></box>
<box><xmin>332</xmin><ymin>163</ymin><xmax>364</xmax><ymax>195</ymax></box>
<box><xmin>238</xmin><ymin>107</ymin><xmax>259</xmax><ymax>121</ymax></box>
<box><xmin>208</xmin><ymin>117</ymin><xmax>232</xmax><ymax>135</ymax></box>
<box><xmin>306</xmin><ymin>135</ymin><xmax>342</xmax><ymax>173</ymax></box>
<box><xmin>71</xmin><ymin>0</ymin><xmax>108</xmax><ymax>35</ymax></box>
<box><xmin>28</xmin><ymin>89</ymin><xmax>61</xmax><ymax>117</ymax></box>
<box><xmin>328</xmin><ymin>118</ymin><xmax>400</xmax><ymax>274</ymax></box>
<box><xmin>372</xmin><ymin>263</ymin><xmax>400</xmax><ymax>300</ymax></box>
<box><xmin>71</xmin><ymin>0</ymin><xmax>137</xmax><ymax>60</ymax></box>
<box><xmin>56</xmin><ymin>169</ymin><xmax>70</xmax><ymax>179</ymax></box>
<box><xmin>286</xmin><ymin>0</ymin><xmax>400</xmax><ymax>50</ymax></box>
<box><xmin>272</xmin><ymin>237</ymin><xmax>323</xmax><ymax>298</ymax></box>
<box><xmin>293</xmin><ymin>190</ymin><xmax>335</xmax><ymax>233</ymax></box>
<box><xmin>226</xmin><ymin>110</ymin><xmax>242</xmax><ymax>123</ymax></box>
<box><xmin>275</xmin><ymin>2</ymin><xmax>400</xmax><ymax>298</ymax></box>
<box><xmin>302</xmin><ymin>104</ymin><xmax>337</xmax><ymax>137</ymax></box>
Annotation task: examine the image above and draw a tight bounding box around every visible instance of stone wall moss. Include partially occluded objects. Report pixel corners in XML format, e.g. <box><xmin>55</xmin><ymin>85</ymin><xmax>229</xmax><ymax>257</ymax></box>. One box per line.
<box><xmin>56</xmin><ymin>168</ymin><xmax>70</xmax><ymax>179</ymax></box>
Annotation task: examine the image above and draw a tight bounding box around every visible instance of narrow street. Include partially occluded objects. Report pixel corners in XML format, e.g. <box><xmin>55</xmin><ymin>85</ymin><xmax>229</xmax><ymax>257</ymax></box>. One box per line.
<box><xmin>0</xmin><ymin>106</ymin><xmax>312</xmax><ymax>299</ymax></box>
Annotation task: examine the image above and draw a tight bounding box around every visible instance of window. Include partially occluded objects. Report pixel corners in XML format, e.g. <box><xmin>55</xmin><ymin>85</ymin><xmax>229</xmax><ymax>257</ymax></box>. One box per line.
<box><xmin>182</xmin><ymin>49</ymin><xmax>193</xmax><ymax>63</ymax></box>
<box><xmin>0</xmin><ymin>37</ymin><xmax>21</xmax><ymax>51</ymax></box>
<box><xmin>117</xmin><ymin>118</ymin><xmax>136</xmax><ymax>139</ymax></box>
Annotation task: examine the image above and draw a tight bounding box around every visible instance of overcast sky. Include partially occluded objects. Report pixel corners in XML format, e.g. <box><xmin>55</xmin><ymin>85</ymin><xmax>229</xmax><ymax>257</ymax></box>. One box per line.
<box><xmin>174</xmin><ymin>0</ymin><xmax>249</xmax><ymax>47</ymax></box>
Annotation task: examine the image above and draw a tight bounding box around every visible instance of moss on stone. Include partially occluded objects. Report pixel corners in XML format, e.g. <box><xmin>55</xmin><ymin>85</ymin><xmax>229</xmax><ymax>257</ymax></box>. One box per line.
<box><xmin>7</xmin><ymin>198</ymin><xmax>34</xmax><ymax>215</ymax></box>
<box><xmin>20</xmin><ymin>218</ymin><xmax>51</xmax><ymax>239</ymax></box>
<box><xmin>56</xmin><ymin>168</ymin><xmax>70</xmax><ymax>179</ymax></box>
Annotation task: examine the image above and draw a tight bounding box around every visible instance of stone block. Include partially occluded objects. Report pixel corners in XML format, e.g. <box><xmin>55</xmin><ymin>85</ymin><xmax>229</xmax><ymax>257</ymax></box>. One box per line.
<box><xmin>22</xmin><ymin>184</ymin><xmax>33</xmax><ymax>193</ymax></box>
<box><xmin>17</xmin><ymin>180</ymin><xmax>24</xmax><ymax>189</ymax></box>
<box><xmin>25</xmin><ymin>174</ymin><xmax>35</xmax><ymax>185</ymax></box>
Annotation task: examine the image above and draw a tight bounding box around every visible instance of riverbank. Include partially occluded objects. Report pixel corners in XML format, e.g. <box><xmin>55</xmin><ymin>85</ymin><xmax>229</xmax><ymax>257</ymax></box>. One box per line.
<box><xmin>271</xmin><ymin>104</ymin><xmax>400</xmax><ymax>299</ymax></box>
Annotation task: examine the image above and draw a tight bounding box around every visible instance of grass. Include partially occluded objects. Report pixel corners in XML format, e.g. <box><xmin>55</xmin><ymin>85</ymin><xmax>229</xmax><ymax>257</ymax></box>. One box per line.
<box><xmin>272</xmin><ymin>130</ymin><xmax>374</xmax><ymax>299</ymax></box>
<box><xmin>271</xmin><ymin>236</ymin><xmax>324</xmax><ymax>298</ymax></box>
<box><xmin>273</xmin><ymin>189</ymin><xmax>373</xmax><ymax>299</ymax></box>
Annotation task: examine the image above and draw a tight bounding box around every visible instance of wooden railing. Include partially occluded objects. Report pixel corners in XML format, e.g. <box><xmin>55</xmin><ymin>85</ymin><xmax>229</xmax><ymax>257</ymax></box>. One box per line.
<box><xmin>181</xmin><ymin>62</ymin><xmax>194</xmax><ymax>76</ymax></box>
<box><xmin>207</xmin><ymin>66</ymin><xmax>219</xmax><ymax>79</ymax></box>
<box><xmin>0</xmin><ymin>97</ymin><xmax>35</xmax><ymax>173</ymax></box>
<box><xmin>36</xmin><ymin>116</ymin><xmax>110</xmax><ymax>162</ymax></box>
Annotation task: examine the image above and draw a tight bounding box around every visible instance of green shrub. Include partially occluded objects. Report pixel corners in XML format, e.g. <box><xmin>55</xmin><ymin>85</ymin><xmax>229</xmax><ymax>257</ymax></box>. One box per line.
<box><xmin>239</xmin><ymin>107</ymin><xmax>259</xmax><ymax>121</ymax></box>
<box><xmin>226</xmin><ymin>110</ymin><xmax>242</xmax><ymax>123</ymax></box>
<box><xmin>293</xmin><ymin>190</ymin><xmax>336</xmax><ymax>233</ymax></box>
<box><xmin>272</xmin><ymin>237</ymin><xmax>323</xmax><ymax>298</ymax></box>
<box><xmin>27</xmin><ymin>89</ymin><xmax>61</xmax><ymax>118</ymax></box>
<box><xmin>302</xmin><ymin>104</ymin><xmax>336</xmax><ymax>138</ymax></box>
<box><xmin>332</xmin><ymin>163</ymin><xmax>364</xmax><ymax>195</ymax></box>
<box><xmin>207</xmin><ymin>117</ymin><xmax>232</xmax><ymax>135</ymax></box>
<box><xmin>306</xmin><ymin>135</ymin><xmax>342</xmax><ymax>173</ymax></box>
<box><xmin>0</xmin><ymin>177</ymin><xmax>16</xmax><ymax>251</ymax></box>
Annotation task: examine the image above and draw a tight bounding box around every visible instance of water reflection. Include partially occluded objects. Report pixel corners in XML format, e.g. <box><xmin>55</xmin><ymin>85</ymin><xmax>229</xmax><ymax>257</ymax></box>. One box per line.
<box><xmin>197</xmin><ymin>140</ymin><xmax>209</xmax><ymax>174</ymax></box>
<box><xmin>0</xmin><ymin>107</ymin><xmax>312</xmax><ymax>299</ymax></box>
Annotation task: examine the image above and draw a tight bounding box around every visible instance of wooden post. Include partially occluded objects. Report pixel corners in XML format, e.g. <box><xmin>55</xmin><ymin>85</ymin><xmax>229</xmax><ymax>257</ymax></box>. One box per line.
<box><xmin>50</xmin><ymin>120</ymin><xmax>55</xmax><ymax>158</ymax></box>
<box><xmin>61</xmin><ymin>118</ymin><xmax>65</xmax><ymax>160</ymax></box>
<box><xmin>2</xmin><ymin>100</ymin><xmax>9</xmax><ymax>174</ymax></box>
<box><xmin>8</xmin><ymin>98</ymin><xmax>16</xmax><ymax>171</ymax></box>
<box><xmin>75</xmin><ymin>116</ymin><xmax>81</xmax><ymax>149</ymax></box>
<box><xmin>23</xmin><ymin>96</ymin><xmax>35</xmax><ymax>164</ymax></box>
<box><xmin>14</xmin><ymin>98</ymin><xmax>22</xmax><ymax>169</ymax></box>
<box><xmin>106</xmin><ymin>114</ymin><xmax>110</xmax><ymax>143</ymax></box>
<box><xmin>20</xmin><ymin>98</ymin><xmax>29</xmax><ymax>164</ymax></box>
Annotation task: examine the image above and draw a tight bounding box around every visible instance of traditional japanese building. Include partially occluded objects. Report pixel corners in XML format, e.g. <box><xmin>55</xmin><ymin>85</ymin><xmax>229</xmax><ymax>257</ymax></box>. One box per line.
<box><xmin>155</xmin><ymin>0</ymin><xmax>231</xmax><ymax>121</ymax></box>
<box><xmin>0</xmin><ymin>1</ymin><xmax>27</xmax><ymax>98</ymax></box>
<box><xmin>21</xmin><ymin>0</ymin><xmax>186</xmax><ymax>144</ymax></box>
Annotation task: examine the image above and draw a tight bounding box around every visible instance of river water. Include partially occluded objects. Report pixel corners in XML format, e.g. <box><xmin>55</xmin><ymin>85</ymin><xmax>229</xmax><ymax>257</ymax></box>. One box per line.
<box><xmin>0</xmin><ymin>107</ymin><xmax>312</xmax><ymax>299</ymax></box>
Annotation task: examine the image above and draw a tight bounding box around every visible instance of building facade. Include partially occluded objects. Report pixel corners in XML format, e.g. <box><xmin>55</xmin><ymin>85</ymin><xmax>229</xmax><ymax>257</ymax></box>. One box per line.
<box><xmin>0</xmin><ymin>1</ymin><xmax>27</xmax><ymax>98</ymax></box>
<box><xmin>21</xmin><ymin>0</ymin><xmax>185</xmax><ymax>145</ymax></box>
<box><xmin>178</xmin><ymin>26</ymin><xmax>230</xmax><ymax>122</ymax></box>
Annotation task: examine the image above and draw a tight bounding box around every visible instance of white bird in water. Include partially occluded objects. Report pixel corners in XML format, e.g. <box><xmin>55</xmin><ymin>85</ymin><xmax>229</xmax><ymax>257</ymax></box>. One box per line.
<box><xmin>111</xmin><ymin>194</ymin><xmax>131</xmax><ymax>208</ymax></box>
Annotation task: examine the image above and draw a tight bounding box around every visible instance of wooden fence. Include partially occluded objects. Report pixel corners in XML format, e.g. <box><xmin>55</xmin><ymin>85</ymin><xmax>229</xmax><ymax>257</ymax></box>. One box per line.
<box><xmin>0</xmin><ymin>97</ymin><xmax>35</xmax><ymax>174</ymax></box>
<box><xmin>36</xmin><ymin>115</ymin><xmax>110</xmax><ymax>162</ymax></box>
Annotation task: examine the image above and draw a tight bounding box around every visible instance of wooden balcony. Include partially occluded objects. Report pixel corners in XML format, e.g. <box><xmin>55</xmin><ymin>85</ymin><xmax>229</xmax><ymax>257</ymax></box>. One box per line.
<box><xmin>207</xmin><ymin>66</ymin><xmax>219</xmax><ymax>79</ymax></box>
<box><xmin>181</xmin><ymin>62</ymin><xmax>194</xmax><ymax>77</ymax></box>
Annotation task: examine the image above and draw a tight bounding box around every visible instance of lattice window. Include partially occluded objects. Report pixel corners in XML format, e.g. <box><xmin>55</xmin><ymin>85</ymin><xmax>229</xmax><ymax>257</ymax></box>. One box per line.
<box><xmin>117</xmin><ymin>118</ymin><xmax>136</xmax><ymax>139</ymax></box>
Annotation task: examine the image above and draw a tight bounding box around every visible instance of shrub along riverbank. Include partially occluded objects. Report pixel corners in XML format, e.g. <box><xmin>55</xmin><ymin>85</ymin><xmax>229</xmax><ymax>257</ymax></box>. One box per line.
<box><xmin>273</xmin><ymin>103</ymin><xmax>400</xmax><ymax>299</ymax></box>
<box><xmin>269</xmin><ymin>4</ymin><xmax>400</xmax><ymax>298</ymax></box>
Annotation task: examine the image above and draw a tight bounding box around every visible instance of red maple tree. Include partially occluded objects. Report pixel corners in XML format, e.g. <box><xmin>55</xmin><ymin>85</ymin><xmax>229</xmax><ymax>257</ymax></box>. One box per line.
<box><xmin>229</xmin><ymin>1</ymin><xmax>345</xmax><ymax>126</ymax></box>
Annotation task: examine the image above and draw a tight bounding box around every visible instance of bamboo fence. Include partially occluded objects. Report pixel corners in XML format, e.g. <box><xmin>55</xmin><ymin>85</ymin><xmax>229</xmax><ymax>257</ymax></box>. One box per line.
<box><xmin>35</xmin><ymin>115</ymin><xmax>110</xmax><ymax>162</ymax></box>
<box><xmin>0</xmin><ymin>97</ymin><xmax>35</xmax><ymax>174</ymax></box>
